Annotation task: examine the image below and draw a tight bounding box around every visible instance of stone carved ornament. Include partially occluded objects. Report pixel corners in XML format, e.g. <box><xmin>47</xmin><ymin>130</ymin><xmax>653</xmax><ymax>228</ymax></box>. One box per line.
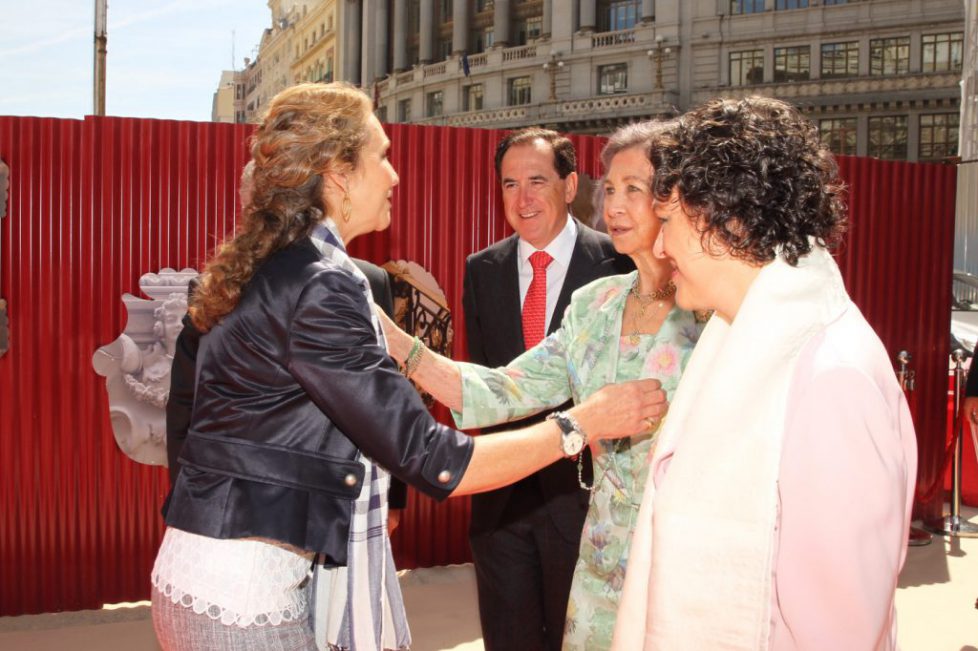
<box><xmin>384</xmin><ymin>260</ymin><xmax>453</xmax><ymax>409</ymax></box>
<box><xmin>91</xmin><ymin>262</ymin><xmax>452</xmax><ymax>465</ymax></box>
<box><xmin>92</xmin><ymin>268</ymin><xmax>197</xmax><ymax>466</ymax></box>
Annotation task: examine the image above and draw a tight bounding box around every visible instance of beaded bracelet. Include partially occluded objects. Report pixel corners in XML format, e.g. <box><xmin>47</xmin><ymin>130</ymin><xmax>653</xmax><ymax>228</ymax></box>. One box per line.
<box><xmin>403</xmin><ymin>336</ymin><xmax>426</xmax><ymax>378</ymax></box>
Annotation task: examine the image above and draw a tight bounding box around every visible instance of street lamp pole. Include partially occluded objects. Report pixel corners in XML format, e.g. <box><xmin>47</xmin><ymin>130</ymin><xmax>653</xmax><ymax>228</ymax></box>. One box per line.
<box><xmin>647</xmin><ymin>35</ymin><xmax>671</xmax><ymax>91</ymax></box>
<box><xmin>94</xmin><ymin>0</ymin><xmax>107</xmax><ymax>116</ymax></box>
<box><xmin>543</xmin><ymin>53</ymin><xmax>564</xmax><ymax>101</ymax></box>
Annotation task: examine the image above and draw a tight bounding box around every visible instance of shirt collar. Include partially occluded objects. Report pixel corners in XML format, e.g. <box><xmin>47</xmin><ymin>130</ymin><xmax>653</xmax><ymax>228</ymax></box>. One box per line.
<box><xmin>518</xmin><ymin>215</ymin><xmax>577</xmax><ymax>268</ymax></box>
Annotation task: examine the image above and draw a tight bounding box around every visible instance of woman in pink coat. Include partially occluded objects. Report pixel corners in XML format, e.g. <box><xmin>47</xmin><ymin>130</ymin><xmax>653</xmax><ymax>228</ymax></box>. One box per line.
<box><xmin>612</xmin><ymin>96</ymin><xmax>917</xmax><ymax>650</ymax></box>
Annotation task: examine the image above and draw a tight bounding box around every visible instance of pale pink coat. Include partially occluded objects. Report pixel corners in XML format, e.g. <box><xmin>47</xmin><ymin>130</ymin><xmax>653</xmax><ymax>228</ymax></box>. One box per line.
<box><xmin>764</xmin><ymin>307</ymin><xmax>916</xmax><ymax>649</ymax></box>
<box><xmin>612</xmin><ymin>247</ymin><xmax>916</xmax><ymax>650</ymax></box>
<box><xmin>643</xmin><ymin>307</ymin><xmax>916</xmax><ymax>649</ymax></box>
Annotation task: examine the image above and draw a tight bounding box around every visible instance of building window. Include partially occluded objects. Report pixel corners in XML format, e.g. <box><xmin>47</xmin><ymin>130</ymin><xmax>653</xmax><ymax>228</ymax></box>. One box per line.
<box><xmin>598</xmin><ymin>63</ymin><xmax>628</xmax><ymax>95</ymax></box>
<box><xmin>819</xmin><ymin>118</ymin><xmax>857</xmax><ymax>156</ymax></box>
<box><xmin>775</xmin><ymin>0</ymin><xmax>809</xmax><ymax>8</ymax></box>
<box><xmin>517</xmin><ymin>16</ymin><xmax>543</xmax><ymax>45</ymax></box>
<box><xmin>731</xmin><ymin>0</ymin><xmax>765</xmax><ymax>14</ymax></box>
<box><xmin>730</xmin><ymin>49</ymin><xmax>764</xmax><ymax>86</ymax></box>
<box><xmin>476</xmin><ymin>0</ymin><xmax>492</xmax><ymax>11</ymax></box>
<box><xmin>471</xmin><ymin>29</ymin><xmax>486</xmax><ymax>52</ymax></box>
<box><xmin>439</xmin><ymin>0</ymin><xmax>451</xmax><ymax>22</ymax></box>
<box><xmin>868</xmin><ymin>115</ymin><xmax>908</xmax><ymax>160</ymax></box>
<box><xmin>919</xmin><ymin>113</ymin><xmax>959</xmax><ymax>160</ymax></box>
<box><xmin>869</xmin><ymin>36</ymin><xmax>909</xmax><ymax>76</ymax></box>
<box><xmin>463</xmin><ymin>84</ymin><xmax>484</xmax><ymax>111</ymax></box>
<box><xmin>508</xmin><ymin>76</ymin><xmax>532</xmax><ymax>106</ymax></box>
<box><xmin>376</xmin><ymin>106</ymin><xmax>388</xmax><ymax>122</ymax></box>
<box><xmin>427</xmin><ymin>91</ymin><xmax>444</xmax><ymax>117</ymax></box>
<box><xmin>922</xmin><ymin>33</ymin><xmax>963</xmax><ymax>73</ymax></box>
<box><xmin>483</xmin><ymin>27</ymin><xmax>495</xmax><ymax>50</ymax></box>
<box><xmin>408</xmin><ymin>0</ymin><xmax>420</xmax><ymax>34</ymax></box>
<box><xmin>821</xmin><ymin>42</ymin><xmax>858</xmax><ymax>78</ymax></box>
<box><xmin>600</xmin><ymin>0</ymin><xmax>640</xmax><ymax>32</ymax></box>
<box><xmin>774</xmin><ymin>46</ymin><xmax>810</xmax><ymax>82</ymax></box>
<box><xmin>398</xmin><ymin>98</ymin><xmax>412</xmax><ymax>122</ymax></box>
<box><xmin>439</xmin><ymin>39</ymin><xmax>453</xmax><ymax>60</ymax></box>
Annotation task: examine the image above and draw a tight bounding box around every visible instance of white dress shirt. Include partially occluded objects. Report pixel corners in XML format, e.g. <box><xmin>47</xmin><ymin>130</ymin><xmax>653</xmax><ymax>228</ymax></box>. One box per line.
<box><xmin>517</xmin><ymin>216</ymin><xmax>578</xmax><ymax>334</ymax></box>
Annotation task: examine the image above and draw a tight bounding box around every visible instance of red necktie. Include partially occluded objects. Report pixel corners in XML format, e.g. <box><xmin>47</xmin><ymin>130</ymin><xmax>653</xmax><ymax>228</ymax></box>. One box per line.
<box><xmin>522</xmin><ymin>251</ymin><xmax>553</xmax><ymax>349</ymax></box>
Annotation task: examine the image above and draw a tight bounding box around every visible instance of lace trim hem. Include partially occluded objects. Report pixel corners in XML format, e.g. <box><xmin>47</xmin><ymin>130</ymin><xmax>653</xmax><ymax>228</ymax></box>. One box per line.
<box><xmin>151</xmin><ymin>574</ymin><xmax>308</xmax><ymax>628</ymax></box>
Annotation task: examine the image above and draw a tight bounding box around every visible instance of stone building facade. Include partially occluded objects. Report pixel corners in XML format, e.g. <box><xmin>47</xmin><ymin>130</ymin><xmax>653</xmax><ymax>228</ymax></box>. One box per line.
<box><xmin>362</xmin><ymin>0</ymin><xmax>965</xmax><ymax>161</ymax></box>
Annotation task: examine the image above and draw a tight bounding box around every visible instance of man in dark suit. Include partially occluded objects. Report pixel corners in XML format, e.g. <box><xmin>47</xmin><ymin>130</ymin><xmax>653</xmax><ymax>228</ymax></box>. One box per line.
<box><xmin>462</xmin><ymin>128</ymin><xmax>633</xmax><ymax>650</ymax></box>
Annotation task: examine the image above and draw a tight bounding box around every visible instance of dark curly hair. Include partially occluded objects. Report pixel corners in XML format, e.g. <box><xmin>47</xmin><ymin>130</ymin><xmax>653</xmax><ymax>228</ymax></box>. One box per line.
<box><xmin>650</xmin><ymin>96</ymin><xmax>847</xmax><ymax>266</ymax></box>
<box><xmin>190</xmin><ymin>82</ymin><xmax>372</xmax><ymax>332</ymax></box>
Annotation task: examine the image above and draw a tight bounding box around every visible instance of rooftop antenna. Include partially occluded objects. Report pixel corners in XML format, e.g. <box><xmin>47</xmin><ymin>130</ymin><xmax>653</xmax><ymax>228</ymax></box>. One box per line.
<box><xmin>231</xmin><ymin>29</ymin><xmax>236</xmax><ymax>71</ymax></box>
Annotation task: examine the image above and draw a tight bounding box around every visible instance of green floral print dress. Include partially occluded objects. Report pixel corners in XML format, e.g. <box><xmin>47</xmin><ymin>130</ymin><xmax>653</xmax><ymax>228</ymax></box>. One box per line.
<box><xmin>452</xmin><ymin>271</ymin><xmax>703</xmax><ymax>651</ymax></box>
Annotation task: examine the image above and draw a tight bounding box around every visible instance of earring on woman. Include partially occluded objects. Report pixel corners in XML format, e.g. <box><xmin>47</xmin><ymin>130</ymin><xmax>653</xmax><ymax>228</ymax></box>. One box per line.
<box><xmin>341</xmin><ymin>191</ymin><xmax>352</xmax><ymax>223</ymax></box>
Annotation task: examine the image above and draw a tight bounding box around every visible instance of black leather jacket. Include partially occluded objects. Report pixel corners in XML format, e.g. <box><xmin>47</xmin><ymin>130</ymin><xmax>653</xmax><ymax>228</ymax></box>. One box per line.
<box><xmin>164</xmin><ymin>237</ymin><xmax>473</xmax><ymax>565</ymax></box>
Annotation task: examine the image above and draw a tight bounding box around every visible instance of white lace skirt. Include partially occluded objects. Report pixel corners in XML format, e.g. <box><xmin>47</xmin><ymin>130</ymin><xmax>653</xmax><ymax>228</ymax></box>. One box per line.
<box><xmin>152</xmin><ymin>527</ymin><xmax>316</xmax><ymax>628</ymax></box>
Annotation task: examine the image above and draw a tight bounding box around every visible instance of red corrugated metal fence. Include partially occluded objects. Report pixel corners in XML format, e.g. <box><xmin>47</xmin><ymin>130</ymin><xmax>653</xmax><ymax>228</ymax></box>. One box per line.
<box><xmin>834</xmin><ymin>156</ymin><xmax>957</xmax><ymax>522</ymax></box>
<box><xmin>0</xmin><ymin>117</ymin><xmax>956</xmax><ymax>615</ymax></box>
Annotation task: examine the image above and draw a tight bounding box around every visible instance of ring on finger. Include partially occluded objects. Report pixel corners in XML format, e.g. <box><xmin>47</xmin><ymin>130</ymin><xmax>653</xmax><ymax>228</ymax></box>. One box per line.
<box><xmin>645</xmin><ymin>416</ymin><xmax>659</xmax><ymax>431</ymax></box>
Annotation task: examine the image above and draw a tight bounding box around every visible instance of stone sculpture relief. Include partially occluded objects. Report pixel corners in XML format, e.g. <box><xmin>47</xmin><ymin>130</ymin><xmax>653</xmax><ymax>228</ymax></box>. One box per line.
<box><xmin>92</xmin><ymin>268</ymin><xmax>197</xmax><ymax>465</ymax></box>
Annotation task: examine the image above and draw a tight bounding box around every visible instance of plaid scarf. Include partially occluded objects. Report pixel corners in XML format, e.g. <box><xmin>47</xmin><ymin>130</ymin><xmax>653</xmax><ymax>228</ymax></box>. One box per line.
<box><xmin>308</xmin><ymin>220</ymin><xmax>411</xmax><ymax>651</ymax></box>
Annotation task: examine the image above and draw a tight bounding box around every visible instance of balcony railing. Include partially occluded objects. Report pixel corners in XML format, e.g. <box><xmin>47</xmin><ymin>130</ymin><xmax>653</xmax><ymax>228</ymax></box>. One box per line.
<box><xmin>424</xmin><ymin>61</ymin><xmax>447</xmax><ymax>78</ymax></box>
<box><xmin>693</xmin><ymin>70</ymin><xmax>961</xmax><ymax>104</ymax></box>
<box><xmin>466</xmin><ymin>53</ymin><xmax>488</xmax><ymax>68</ymax></box>
<box><xmin>502</xmin><ymin>44</ymin><xmax>537</xmax><ymax>62</ymax></box>
<box><xmin>592</xmin><ymin>28</ymin><xmax>636</xmax><ymax>49</ymax></box>
<box><xmin>413</xmin><ymin>91</ymin><xmax>673</xmax><ymax>128</ymax></box>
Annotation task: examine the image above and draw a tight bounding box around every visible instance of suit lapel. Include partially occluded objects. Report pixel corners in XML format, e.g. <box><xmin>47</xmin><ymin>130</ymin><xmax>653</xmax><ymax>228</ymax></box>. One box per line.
<box><xmin>550</xmin><ymin>225</ymin><xmax>604</xmax><ymax>335</ymax></box>
<box><xmin>497</xmin><ymin>237</ymin><xmax>527</xmax><ymax>357</ymax></box>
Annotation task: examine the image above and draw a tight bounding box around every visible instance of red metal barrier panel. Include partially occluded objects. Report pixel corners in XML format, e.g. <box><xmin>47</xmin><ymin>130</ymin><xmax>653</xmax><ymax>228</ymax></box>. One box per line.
<box><xmin>0</xmin><ymin>115</ymin><xmax>253</xmax><ymax>616</ymax></box>
<box><xmin>0</xmin><ymin>117</ymin><xmax>957</xmax><ymax>616</ymax></box>
<box><xmin>834</xmin><ymin>156</ymin><xmax>957</xmax><ymax>522</ymax></box>
<box><xmin>0</xmin><ymin>115</ymin><xmax>609</xmax><ymax>614</ymax></box>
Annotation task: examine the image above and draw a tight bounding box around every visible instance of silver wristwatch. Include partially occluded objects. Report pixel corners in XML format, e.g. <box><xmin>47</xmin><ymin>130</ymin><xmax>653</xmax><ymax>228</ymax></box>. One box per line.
<box><xmin>547</xmin><ymin>411</ymin><xmax>587</xmax><ymax>457</ymax></box>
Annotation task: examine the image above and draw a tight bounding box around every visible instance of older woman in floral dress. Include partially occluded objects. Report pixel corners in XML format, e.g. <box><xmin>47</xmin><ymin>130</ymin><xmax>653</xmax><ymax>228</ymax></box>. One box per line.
<box><xmin>381</xmin><ymin>121</ymin><xmax>703</xmax><ymax>650</ymax></box>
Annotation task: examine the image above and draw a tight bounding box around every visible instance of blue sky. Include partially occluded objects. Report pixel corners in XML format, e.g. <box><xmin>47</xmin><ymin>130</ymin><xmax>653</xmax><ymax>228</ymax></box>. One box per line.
<box><xmin>1</xmin><ymin>0</ymin><xmax>271</xmax><ymax>121</ymax></box>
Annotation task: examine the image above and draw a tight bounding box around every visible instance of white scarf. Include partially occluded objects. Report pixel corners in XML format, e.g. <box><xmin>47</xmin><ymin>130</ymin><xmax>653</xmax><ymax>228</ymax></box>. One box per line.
<box><xmin>308</xmin><ymin>219</ymin><xmax>410</xmax><ymax>651</ymax></box>
<box><xmin>612</xmin><ymin>246</ymin><xmax>850</xmax><ymax>650</ymax></box>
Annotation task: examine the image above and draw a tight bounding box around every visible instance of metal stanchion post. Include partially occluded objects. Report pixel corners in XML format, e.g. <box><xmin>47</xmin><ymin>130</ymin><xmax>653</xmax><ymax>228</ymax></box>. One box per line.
<box><xmin>898</xmin><ymin>351</ymin><xmax>933</xmax><ymax>546</ymax></box>
<box><xmin>925</xmin><ymin>349</ymin><xmax>978</xmax><ymax>537</ymax></box>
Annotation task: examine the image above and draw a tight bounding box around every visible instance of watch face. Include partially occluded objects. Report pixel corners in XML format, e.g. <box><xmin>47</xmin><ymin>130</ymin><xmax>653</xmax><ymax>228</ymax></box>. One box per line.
<box><xmin>563</xmin><ymin>432</ymin><xmax>585</xmax><ymax>457</ymax></box>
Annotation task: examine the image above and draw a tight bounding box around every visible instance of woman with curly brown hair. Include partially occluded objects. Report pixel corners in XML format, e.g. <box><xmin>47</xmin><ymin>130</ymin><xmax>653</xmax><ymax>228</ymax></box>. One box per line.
<box><xmin>612</xmin><ymin>97</ymin><xmax>917</xmax><ymax>650</ymax></box>
<box><xmin>149</xmin><ymin>82</ymin><xmax>665</xmax><ymax>651</ymax></box>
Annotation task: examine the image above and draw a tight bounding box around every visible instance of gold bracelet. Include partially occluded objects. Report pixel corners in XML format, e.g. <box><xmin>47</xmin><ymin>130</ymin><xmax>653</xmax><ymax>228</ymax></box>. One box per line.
<box><xmin>403</xmin><ymin>336</ymin><xmax>426</xmax><ymax>378</ymax></box>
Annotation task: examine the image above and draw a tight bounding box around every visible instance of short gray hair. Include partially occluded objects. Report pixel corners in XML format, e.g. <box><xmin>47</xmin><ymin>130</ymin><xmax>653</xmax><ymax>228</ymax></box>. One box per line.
<box><xmin>600</xmin><ymin>120</ymin><xmax>678</xmax><ymax>173</ymax></box>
